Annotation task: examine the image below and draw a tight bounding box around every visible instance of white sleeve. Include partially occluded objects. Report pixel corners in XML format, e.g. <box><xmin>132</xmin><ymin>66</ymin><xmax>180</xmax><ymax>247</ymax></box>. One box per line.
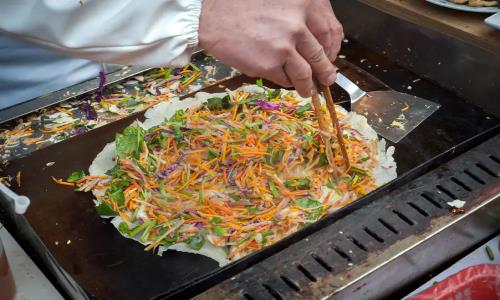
<box><xmin>0</xmin><ymin>0</ymin><xmax>202</xmax><ymax>67</ymax></box>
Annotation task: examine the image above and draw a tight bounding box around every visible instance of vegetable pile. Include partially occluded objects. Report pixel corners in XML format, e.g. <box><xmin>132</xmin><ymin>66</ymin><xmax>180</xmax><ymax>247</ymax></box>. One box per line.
<box><xmin>68</xmin><ymin>84</ymin><xmax>381</xmax><ymax>261</ymax></box>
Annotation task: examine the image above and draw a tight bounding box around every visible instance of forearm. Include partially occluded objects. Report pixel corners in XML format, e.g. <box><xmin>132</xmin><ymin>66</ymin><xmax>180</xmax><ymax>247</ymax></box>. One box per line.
<box><xmin>0</xmin><ymin>0</ymin><xmax>201</xmax><ymax>67</ymax></box>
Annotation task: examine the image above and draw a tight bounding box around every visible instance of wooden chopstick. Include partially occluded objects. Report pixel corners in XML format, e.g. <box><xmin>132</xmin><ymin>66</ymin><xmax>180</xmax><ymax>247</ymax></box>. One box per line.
<box><xmin>320</xmin><ymin>84</ymin><xmax>351</xmax><ymax>172</ymax></box>
<box><xmin>311</xmin><ymin>87</ymin><xmax>336</xmax><ymax>171</ymax></box>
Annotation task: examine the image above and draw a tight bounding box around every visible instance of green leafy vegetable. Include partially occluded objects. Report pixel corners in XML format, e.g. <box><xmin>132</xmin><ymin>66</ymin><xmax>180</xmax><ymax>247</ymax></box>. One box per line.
<box><xmin>207</xmin><ymin>95</ymin><xmax>233</xmax><ymax>110</ymax></box>
<box><xmin>169</xmin><ymin>109</ymin><xmax>186</xmax><ymax>124</ymax></box>
<box><xmin>95</xmin><ymin>202</ymin><xmax>118</xmax><ymax>217</ymax></box>
<box><xmin>256</xmin><ymin>78</ymin><xmax>263</xmax><ymax>87</ymax></box>
<box><xmin>105</xmin><ymin>179</ymin><xmax>130</xmax><ymax>207</ymax></box>
<box><xmin>108</xmin><ymin>189</ymin><xmax>125</xmax><ymax>206</ymax></box>
<box><xmin>145</xmin><ymin>68</ymin><xmax>172</xmax><ymax>80</ymax></box>
<box><xmin>303</xmin><ymin>131</ymin><xmax>319</xmax><ymax>148</ymax></box>
<box><xmin>159</xmin><ymin>230</ymin><xmax>178</xmax><ymax>246</ymax></box>
<box><xmin>269</xmin><ymin>149</ymin><xmax>284</xmax><ymax>165</ymax></box>
<box><xmin>284</xmin><ymin>177</ymin><xmax>312</xmax><ymax>190</ymax></box>
<box><xmin>105</xmin><ymin>164</ymin><xmax>122</xmax><ymax>177</ymax></box>
<box><xmin>350</xmin><ymin>166</ymin><xmax>369</xmax><ymax>177</ymax></box>
<box><xmin>261</xmin><ymin>231</ymin><xmax>273</xmax><ymax>244</ymax></box>
<box><xmin>317</xmin><ymin>153</ymin><xmax>329</xmax><ymax>167</ymax></box>
<box><xmin>210</xmin><ymin>216</ymin><xmax>223</xmax><ymax>224</ymax></box>
<box><xmin>238</xmin><ymin>93</ymin><xmax>266</xmax><ymax>105</ymax></box>
<box><xmin>229</xmin><ymin>193</ymin><xmax>242</xmax><ymax>201</ymax></box>
<box><xmin>140</xmin><ymin>220</ymin><xmax>157</xmax><ymax>243</ymax></box>
<box><xmin>115</xmin><ymin>125</ymin><xmax>145</xmax><ymax>159</ymax></box>
<box><xmin>208</xmin><ymin>148</ymin><xmax>219</xmax><ymax>160</ymax></box>
<box><xmin>268</xmin><ymin>181</ymin><xmax>281</xmax><ymax>199</ymax></box>
<box><xmin>245</xmin><ymin>120</ymin><xmax>264</xmax><ymax>133</ymax></box>
<box><xmin>187</xmin><ymin>229</ymin><xmax>207</xmax><ymax>250</ymax></box>
<box><xmin>260</xmin><ymin>130</ymin><xmax>279</xmax><ymax>142</ymax></box>
<box><xmin>351</xmin><ymin>174</ymin><xmax>363</xmax><ymax>185</ymax></box>
<box><xmin>360</xmin><ymin>156</ymin><xmax>370</xmax><ymax>162</ymax></box>
<box><xmin>114</xmin><ymin>179</ymin><xmax>131</xmax><ymax>190</ymax></box>
<box><xmin>165</xmin><ymin>110</ymin><xmax>188</xmax><ymax>141</ymax></box>
<box><xmin>295</xmin><ymin>103</ymin><xmax>312</xmax><ymax>116</ymax></box>
<box><xmin>118</xmin><ymin>222</ymin><xmax>131</xmax><ymax>235</ymax></box>
<box><xmin>235</xmin><ymin>233</ymin><xmax>255</xmax><ymax>246</ymax></box>
<box><xmin>246</xmin><ymin>206</ymin><xmax>257</xmax><ymax>214</ymax></box>
<box><xmin>295</xmin><ymin>198</ymin><xmax>323</xmax><ymax>220</ymax></box>
<box><xmin>67</xmin><ymin>170</ymin><xmax>85</xmax><ymax>183</ymax></box>
<box><xmin>128</xmin><ymin>220</ymin><xmax>153</xmax><ymax>237</ymax></box>
<box><xmin>171</xmin><ymin>123</ymin><xmax>184</xmax><ymax>141</ymax></box>
<box><xmin>296</xmin><ymin>198</ymin><xmax>321</xmax><ymax>208</ymax></box>
<box><xmin>213</xmin><ymin>225</ymin><xmax>225</xmax><ymax>237</ymax></box>
<box><xmin>267</xmin><ymin>89</ymin><xmax>281</xmax><ymax>99</ymax></box>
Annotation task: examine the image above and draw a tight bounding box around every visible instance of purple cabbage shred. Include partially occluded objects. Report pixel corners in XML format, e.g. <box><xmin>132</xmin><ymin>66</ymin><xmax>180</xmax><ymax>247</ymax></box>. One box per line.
<box><xmin>194</xmin><ymin>222</ymin><xmax>204</xmax><ymax>228</ymax></box>
<box><xmin>160</xmin><ymin>128</ymin><xmax>175</xmax><ymax>135</ymax></box>
<box><xmin>253</xmin><ymin>99</ymin><xmax>281</xmax><ymax>111</ymax></box>
<box><xmin>82</xmin><ymin>102</ymin><xmax>97</xmax><ymax>120</ymax></box>
<box><xmin>73</xmin><ymin>127</ymin><xmax>87</xmax><ymax>136</ymax></box>
<box><xmin>239</xmin><ymin>186</ymin><xmax>249</xmax><ymax>197</ymax></box>
<box><xmin>145</xmin><ymin>133</ymin><xmax>155</xmax><ymax>141</ymax></box>
<box><xmin>159</xmin><ymin>164</ymin><xmax>178</xmax><ymax>178</ymax></box>
<box><xmin>95</xmin><ymin>66</ymin><xmax>107</xmax><ymax>103</ymax></box>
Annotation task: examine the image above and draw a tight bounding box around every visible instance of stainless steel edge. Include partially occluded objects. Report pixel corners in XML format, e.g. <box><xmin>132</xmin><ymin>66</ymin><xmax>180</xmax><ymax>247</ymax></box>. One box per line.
<box><xmin>325</xmin><ymin>187</ymin><xmax>500</xmax><ymax>300</ymax></box>
<box><xmin>0</xmin><ymin>50</ymin><xmax>208</xmax><ymax>124</ymax></box>
<box><xmin>0</xmin><ymin>65</ymin><xmax>151</xmax><ymax>124</ymax></box>
<box><xmin>335</xmin><ymin>73</ymin><xmax>366</xmax><ymax>104</ymax></box>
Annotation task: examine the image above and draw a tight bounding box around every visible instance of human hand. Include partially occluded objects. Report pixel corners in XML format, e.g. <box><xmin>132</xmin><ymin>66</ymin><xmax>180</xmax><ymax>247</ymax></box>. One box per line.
<box><xmin>198</xmin><ymin>0</ymin><xmax>344</xmax><ymax>97</ymax></box>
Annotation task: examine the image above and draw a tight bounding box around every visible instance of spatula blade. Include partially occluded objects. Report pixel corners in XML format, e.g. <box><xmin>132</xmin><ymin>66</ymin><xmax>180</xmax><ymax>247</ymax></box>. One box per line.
<box><xmin>352</xmin><ymin>90</ymin><xmax>440</xmax><ymax>143</ymax></box>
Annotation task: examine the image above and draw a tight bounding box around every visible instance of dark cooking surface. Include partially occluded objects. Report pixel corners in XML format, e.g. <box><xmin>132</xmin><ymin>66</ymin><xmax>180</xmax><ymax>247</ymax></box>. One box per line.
<box><xmin>1</xmin><ymin>41</ymin><xmax>499</xmax><ymax>299</ymax></box>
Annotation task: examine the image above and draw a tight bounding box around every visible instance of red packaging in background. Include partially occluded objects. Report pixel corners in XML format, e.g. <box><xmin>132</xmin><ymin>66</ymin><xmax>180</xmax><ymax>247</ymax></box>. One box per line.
<box><xmin>411</xmin><ymin>264</ymin><xmax>500</xmax><ymax>300</ymax></box>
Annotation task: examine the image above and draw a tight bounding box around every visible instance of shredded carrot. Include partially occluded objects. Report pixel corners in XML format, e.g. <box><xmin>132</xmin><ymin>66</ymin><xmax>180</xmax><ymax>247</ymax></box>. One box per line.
<box><xmin>284</xmin><ymin>94</ymin><xmax>299</xmax><ymax>102</ymax></box>
<box><xmin>40</xmin><ymin>124</ymin><xmax>72</xmax><ymax>134</ymax></box>
<box><xmin>179</xmin><ymin>71</ymin><xmax>203</xmax><ymax>90</ymax></box>
<box><xmin>23</xmin><ymin>136</ymin><xmax>44</xmax><ymax>145</ymax></box>
<box><xmin>51</xmin><ymin>176</ymin><xmax>75</xmax><ymax>187</ymax></box>
<box><xmin>55</xmin><ymin>107</ymin><xmax>73</xmax><ymax>116</ymax></box>
<box><xmin>15</xmin><ymin>171</ymin><xmax>21</xmax><ymax>187</ymax></box>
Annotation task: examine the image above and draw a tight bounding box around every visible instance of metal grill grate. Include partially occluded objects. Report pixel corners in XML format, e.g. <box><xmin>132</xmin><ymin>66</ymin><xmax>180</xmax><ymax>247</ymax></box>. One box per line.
<box><xmin>195</xmin><ymin>136</ymin><xmax>499</xmax><ymax>300</ymax></box>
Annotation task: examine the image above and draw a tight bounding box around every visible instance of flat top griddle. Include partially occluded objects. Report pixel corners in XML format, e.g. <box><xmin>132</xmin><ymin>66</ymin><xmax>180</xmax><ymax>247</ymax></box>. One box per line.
<box><xmin>0</xmin><ymin>41</ymin><xmax>499</xmax><ymax>300</ymax></box>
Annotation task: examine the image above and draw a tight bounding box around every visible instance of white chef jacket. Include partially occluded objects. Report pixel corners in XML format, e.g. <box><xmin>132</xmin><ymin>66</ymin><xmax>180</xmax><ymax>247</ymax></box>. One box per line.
<box><xmin>0</xmin><ymin>0</ymin><xmax>202</xmax><ymax>111</ymax></box>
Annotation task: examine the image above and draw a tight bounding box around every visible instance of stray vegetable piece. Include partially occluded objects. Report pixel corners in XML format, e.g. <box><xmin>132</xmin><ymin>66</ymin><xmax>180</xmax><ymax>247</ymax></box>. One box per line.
<box><xmin>485</xmin><ymin>245</ymin><xmax>495</xmax><ymax>261</ymax></box>
<box><xmin>67</xmin><ymin>170</ymin><xmax>86</xmax><ymax>182</ymax></box>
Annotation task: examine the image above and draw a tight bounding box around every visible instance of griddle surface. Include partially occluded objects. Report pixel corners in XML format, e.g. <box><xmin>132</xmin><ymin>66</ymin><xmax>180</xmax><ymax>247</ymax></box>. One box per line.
<box><xmin>1</xmin><ymin>42</ymin><xmax>499</xmax><ymax>299</ymax></box>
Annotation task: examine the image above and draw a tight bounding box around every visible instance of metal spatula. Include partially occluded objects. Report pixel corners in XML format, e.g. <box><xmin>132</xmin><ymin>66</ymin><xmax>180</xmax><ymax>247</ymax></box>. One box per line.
<box><xmin>335</xmin><ymin>73</ymin><xmax>440</xmax><ymax>143</ymax></box>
